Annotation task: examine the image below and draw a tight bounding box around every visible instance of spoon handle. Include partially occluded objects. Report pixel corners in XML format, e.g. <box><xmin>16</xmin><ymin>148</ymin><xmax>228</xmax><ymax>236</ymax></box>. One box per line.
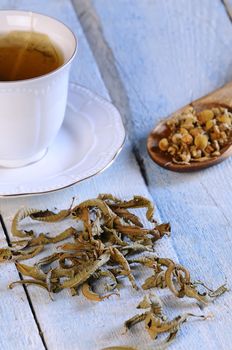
<box><xmin>192</xmin><ymin>81</ymin><xmax>232</xmax><ymax>109</ymax></box>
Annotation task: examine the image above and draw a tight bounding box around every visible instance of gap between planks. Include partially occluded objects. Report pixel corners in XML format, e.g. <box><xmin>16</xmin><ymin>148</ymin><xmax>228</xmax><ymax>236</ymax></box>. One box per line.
<box><xmin>0</xmin><ymin>214</ymin><xmax>48</xmax><ymax>350</ymax></box>
<box><xmin>70</xmin><ymin>1</ymin><xmax>220</xmax><ymax>324</ymax></box>
<box><xmin>221</xmin><ymin>0</ymin><xmax>232</xmax><ymax>21</ymax></box>
<box><xmin>71</xmin><ymin>0</ymin><xmax>149</xmax><ymax>186</ymax></box>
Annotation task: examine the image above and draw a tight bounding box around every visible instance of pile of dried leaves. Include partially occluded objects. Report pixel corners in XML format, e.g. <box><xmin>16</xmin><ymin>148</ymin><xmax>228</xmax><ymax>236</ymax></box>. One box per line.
<box><xmin>0</xmin><ymin>194</ymin><xmax>227</xmax><ymax>349</ymax></box>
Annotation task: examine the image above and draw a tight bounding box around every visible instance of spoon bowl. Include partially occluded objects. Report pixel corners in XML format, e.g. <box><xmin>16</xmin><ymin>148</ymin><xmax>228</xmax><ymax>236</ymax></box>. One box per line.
<box><xmin>147</xmin><ymin>83</ymin><xmax>232</xmax><ymax>172</ymax></box>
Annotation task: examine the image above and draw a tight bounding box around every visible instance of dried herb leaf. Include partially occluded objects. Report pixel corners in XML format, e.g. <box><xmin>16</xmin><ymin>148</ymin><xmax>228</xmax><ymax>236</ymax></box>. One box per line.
<box><xmin>142</xmin><ymin>271</ymin><xmax>166</xmax><ymax>290</ymax></box>
<box><xmin>10</xmin><ymin>245</ymin><xmax>44</xmax><ymax>261</ymax></box>
<box><xmin>72</xmin><ymin>199</ymin><xmax>116</xmax><ymax>228</ymax></box>
<box><xmin>36</xmin><ymin>252</ymin><xmax>61</xmax><ymax>268</ymax></box>
<box><xmin>11</xmin><ymin>208</ymin><xmax>38</xmax><ymax>237</ymax></box>
<box><xmin>30</xmin><ymin>209</ymin><xmax>70</xmax><ymax>222</ymax></box>
<box><xmin>9</xmin><ymin>279</ymin><xmax>48</xmax><ymax>291</ymax></box>
<box><xmin>111</xmin><ymin>207</ymin><xmax>143</xmax><ymax>227</ymax></box>
<box><xmin>208</xmin><ymin>283</ymin><xmax>229</xmax><ymax>298</ymax></box>
<box><xmin>121</xmin><ymin>243</ymin><xmax>153</xmax><ymax>254</ymax></box>
<box><xmin>13</xmin><ymin>227</ymin><xmax>76</xmax><ymax>249</ymax></box>
<box><xmin>155</xmin><ymin>223</ymin><xmax>171</xmax><ymax>237</ymax></box>
<box><xmin>0</xmin><ymin>248</ymin><xmax>12</xmax><ymax>262</ymax></box>
<box><xmin>93</xmin><ymin>269</ymin><xmax>118</xmax><ymax>291</ymax></box>
<box><xmin>128</xmin><ymin>256</ymin><xmax>157</xmax><ymax>268</ymax></box>
<box><xmin>61</xmin><ymin>252</ymin><xmax>110</xmax><ymax>289</ymax></box>
<box><xmin>81</xmin><ymin>281</ymin><xmax>116</xmax><ymax>302</ymax></box>
<box><xmin>124</xmin><ymin>313</ymin><xmax>148</xmax><ymax>330</ymax></box>
<box><xmin>30</xmin><ymin>198</ymin><xmax>74</xmax><ymax>222</ymax></box>
<box><xmin>110</xmin><ymin>247</ymin><xmax>138</xmax><ymax>289</ymax></box>
<box><xmin>102</xmin><ymin>347</ymin><xmax>137</xmax><ymax>350</ymax></box>
<box><xmin>126</xmin><ymin>294</ymin><xmax>208</xmax><ymax>348</ymax></box>
<box><xmin>106</xmin><ymin>195</ymin><xmax>154</xmax><ymax>222</ymax></box>
<box><xmin>98</xmin><ymin>193</ymin><xmax>121</xmax><ymax>203</ymax></box>
<box><xmin>145</xmin><ymin>312</ymin><xmax>207</xmax><ymax>340</ymax></box>
<box><xmin>16</xmin><ymin>262</ymin><xmax>46</xmax><ymax>281</ymax></box>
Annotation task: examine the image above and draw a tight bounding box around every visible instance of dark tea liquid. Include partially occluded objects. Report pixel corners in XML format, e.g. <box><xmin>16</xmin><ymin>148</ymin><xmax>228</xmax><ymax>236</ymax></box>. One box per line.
<box><xmin>0</xmin><ymin>31</ymin><xmax>64</xmax><ymax>81</ymax></box>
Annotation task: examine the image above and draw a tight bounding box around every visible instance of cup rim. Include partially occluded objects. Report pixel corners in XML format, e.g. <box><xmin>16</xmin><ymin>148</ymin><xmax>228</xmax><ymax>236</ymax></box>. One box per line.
<box><xmin>0</xmin><ymin>10</ymin><xmax>78</xmax><ymax>84</ymax></box>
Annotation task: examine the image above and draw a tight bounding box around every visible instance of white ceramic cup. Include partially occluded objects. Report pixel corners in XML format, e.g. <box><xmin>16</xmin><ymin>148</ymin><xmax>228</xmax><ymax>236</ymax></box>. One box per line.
<box><xmin>0</xmin><ymin>11</ymin><xmax>77</xmax><ymax>168</ymax></box>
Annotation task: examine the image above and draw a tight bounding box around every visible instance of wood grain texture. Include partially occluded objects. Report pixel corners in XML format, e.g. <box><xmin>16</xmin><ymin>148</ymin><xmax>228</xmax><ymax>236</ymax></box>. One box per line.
<box><xmin>0</xmin><ymin>3</ymin><xmax>102</xmax><ymax>348</ymax></box>
<box><xmin>0</xmin><ymin>0</ymin><xmax>108</xmax><ymax>349</ymax></box>
<box><xmin>0</xmin><ymin>144</ymin><xmax>186</xmax><ymax>350</ymax></box>
<box><xmin>0</xmin><ymin>1</ymin><xmax>182</xmax><ymax>350</ymax></box>
<box><xmin>77</xmin><ymin>0</ymin><xmax>232</xmax><ymax>348</ymax></box>
<box><xmin>0</xmin><ymin>226</ymin><xmax>45</xmax><ymax>350</ymax></box>
<box><xmin>0</xmin><ymin>0</ymin><xmax>231</xmax><ymax>349</ymax></box>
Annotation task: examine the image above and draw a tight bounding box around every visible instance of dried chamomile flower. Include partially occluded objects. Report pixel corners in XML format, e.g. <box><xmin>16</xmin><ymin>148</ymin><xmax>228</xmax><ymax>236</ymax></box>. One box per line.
<box><xmin>194</xmin><ymin>134</ymin><xmax>208</xmax><ymax>150</ymax></box>
<box><xmin>158</xmin><ymin>106</ymin><xmax>232</xmax><ymax>164</ymax></box>
<box><xmin>158</xmin><ymin>138</ymin><xmax>169</xmax><ymax>151</ymax></box>
<box><xmin>198</xmin><ymin>109</ymin><xmax>214</xmax><ymax>123</ymax></box>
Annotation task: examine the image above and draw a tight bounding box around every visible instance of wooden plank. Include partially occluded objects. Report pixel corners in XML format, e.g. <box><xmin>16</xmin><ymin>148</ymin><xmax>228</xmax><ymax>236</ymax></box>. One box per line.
<box><xmin>0</xmin><ymin>1</ymin><xmax>182</xmax><ymax>349</ymax></box>
<box><xmin>0</xmin><ymin>2</ymin><xmax>105</xmax><ymax>348</ymax></box>
<box><xmin>0</xmin><ymin>0</ymin><xmax>110</xmax><ymax>350</ymax></box>
<box><xmin>0</xmin><ymin>0</ymin><xmax>230</xmax><ymax>349</ymax></box>
<box><xmin>87</xmin><ymin>0</ymin><xmax>232</xmax><ymax>275</ymax></box>
<box><xmin>0</xmin><ymin>0</ymin><xmax>111</xmax><ymax>349</ymax></box>
<box><xmin>0</xmin><ymin>144</ymin><xmax>186</xmax><ymax>350</ymax></box>
<box><xmin>71</xmin><ymin>0</ymin><xmax>232</xmax><ymax>349</ymax></box>
<box><xmin>0</xmin><ymin>1</ymin><xmax>202</xmax><ymax>347</ymax></box>
<box><xmin>0</xmin><ymin>226</ymin><xmax>45</xmax><ymax>349</ymax></box>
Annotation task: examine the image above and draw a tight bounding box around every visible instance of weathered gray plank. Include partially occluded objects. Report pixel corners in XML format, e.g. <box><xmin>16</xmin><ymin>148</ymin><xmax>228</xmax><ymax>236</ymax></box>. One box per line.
<box><xmin>87</xmin><ymin>0</ymin><xmax>232</xmax><ymax>276</ymax></box>
<box><xmin>0</xmin><ymin>2</ymin><xmax>105</xmax><ymax>348</ymax></box>
<box><xmin>0</xmin><ymin>0</ymin><xmax>108</xmax><ymax>348</ymax></box>
<box><xmin>0</xmin><ymin>144</ymin><xmax>218</xmax><ymax>350</ymax></box>
<box><xmin>0</xmin><ymin>1</ymin><xmax>209</xmax><ymax>348</ymax></box>
<box><xmin>0</xmin><ymin>229</ymin><xmax>45</xmax><ymax>349</ymax></box>
<box><xmin>0</xmin><ymin>0</ymin><xmax>231</xmax><ymax>349</ymax></box>
<box><xmin>72</xmin><ymin>0</ymin><xmax>232</xmax><ymax>349</ymax></box>
<box><xmin>0</xmin><ymin>1</ymin><xmax>181</xmax><ymax>349</ymax></box>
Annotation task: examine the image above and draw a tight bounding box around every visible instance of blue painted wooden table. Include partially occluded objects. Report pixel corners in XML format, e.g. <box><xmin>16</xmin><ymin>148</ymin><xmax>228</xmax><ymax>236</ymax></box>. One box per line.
<box><xmin>0</xmin><ymin>1</ymin><xmax>231</xmax><ymax>349</ymax></box>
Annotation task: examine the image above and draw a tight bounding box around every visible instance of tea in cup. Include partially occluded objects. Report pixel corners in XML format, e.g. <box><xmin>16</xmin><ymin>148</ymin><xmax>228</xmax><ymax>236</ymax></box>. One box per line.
<box><xmin>0</xmin><ymin>11</ymin><xmax>77</xmax><ymax>167</ymax></box>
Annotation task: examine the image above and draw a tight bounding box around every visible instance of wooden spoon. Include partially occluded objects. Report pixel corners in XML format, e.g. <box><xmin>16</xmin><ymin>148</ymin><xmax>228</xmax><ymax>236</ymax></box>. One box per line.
<box><xmin>147</xmin><ymin>81</ymin><xmax>232</xmax><ymax>172</ymax></box>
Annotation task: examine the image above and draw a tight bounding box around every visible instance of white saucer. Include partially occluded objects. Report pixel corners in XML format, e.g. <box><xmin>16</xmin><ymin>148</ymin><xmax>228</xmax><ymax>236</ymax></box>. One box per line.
<box><xmin>0</xmin><ymin>84</ymin><xmax>126</xmax><ymax>197</ymax></box>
